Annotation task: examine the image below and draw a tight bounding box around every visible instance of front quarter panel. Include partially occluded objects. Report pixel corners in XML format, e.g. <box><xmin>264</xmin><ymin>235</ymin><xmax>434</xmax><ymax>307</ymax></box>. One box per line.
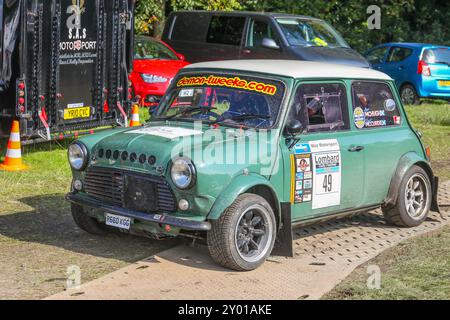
<box><xmin>207</xmin><ymin>173</ymin><xmax>281</xmax><ymax>221</ymax></box>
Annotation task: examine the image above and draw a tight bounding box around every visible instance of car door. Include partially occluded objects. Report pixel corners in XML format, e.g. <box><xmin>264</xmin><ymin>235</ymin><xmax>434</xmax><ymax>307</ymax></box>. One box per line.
<box><xmin>281</xmin><ymin>81</ymin><xmax>365</xmax><ymax>222</ymax></box>
<box><xmin>365</xmin><ymin>45</ymin><xmax>389</xmax><ymax>71</ymax></box>
<box><xmin>350</xmin><ymin>80</ymin><xmax>411</xmax><ymax>205</ymax></box>
<box><xmin>382</xmin><ymin>46</ymin><xmax>414</xmax><ymax>87</ymax></box>
<box><xmin>240</xmin><ymin>17</ymin><xmax>284</xmax><ymax>59</ymax></box>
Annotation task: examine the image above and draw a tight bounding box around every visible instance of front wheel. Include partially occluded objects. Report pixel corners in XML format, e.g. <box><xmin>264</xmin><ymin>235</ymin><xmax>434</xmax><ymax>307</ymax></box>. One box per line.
<box><xmin>207</xmin><ymin>194</ymin><xmax>276</xmax><ymax>271</ymax></box>
<box><xmin>383</xmin><ymin>166</ymin><xmax>431</xmax><ymax>227</ymax></box>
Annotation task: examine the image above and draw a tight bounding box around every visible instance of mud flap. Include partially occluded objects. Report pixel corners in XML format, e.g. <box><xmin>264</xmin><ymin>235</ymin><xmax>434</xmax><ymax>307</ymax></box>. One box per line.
<box><xmin>271</xmin><ymin>202</ymin><xmax>294</xmax><ymax>257</ymax></box>
<box><xmin>431</xmin><ymin>176</ymin><xmax>443</xmax><ymax>218</ymax></box>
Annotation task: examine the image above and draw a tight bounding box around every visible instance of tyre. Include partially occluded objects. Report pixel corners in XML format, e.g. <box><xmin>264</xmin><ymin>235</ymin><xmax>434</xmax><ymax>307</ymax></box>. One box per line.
<box><xmin>400</xmin><ymin>84</ymin><xmax>420</xmax><ymax>105</ymax></box>
<box><xmin>207</xmin><ymin>194</ymin><xmax>276</xmax><ymax>271</ymax></box>
<box><xmin>71</xmin><ymin>203</ymin><xmax>107</xmax><ymax>235</ymax></box>
<box><xmin>383</xmin><ymin>166</ymin><xmax>431</xmax><ymax>227</ymax></box>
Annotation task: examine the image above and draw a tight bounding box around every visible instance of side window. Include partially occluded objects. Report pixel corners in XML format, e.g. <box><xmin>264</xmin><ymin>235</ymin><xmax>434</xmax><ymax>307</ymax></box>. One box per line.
<box><xmin>207</xmin><ymin>16</ymin><xmax>246</xmax><ymax>46</ymax></box>
<box><xmin>365</xmin><ymin>47</ymin><xmax>388</xmax><ymax>64</ymax></box>
<box><xmin>352</xmin><ymin>81</ymin><xmax>401</xmax><ymax>129</ymax></box>
<box><xmin>171</xmin><ymin>14</ymin><xmax>210</xmax><ymax>42</ymax></box>
<box><xmin>387</xmin><ymin>47</ymin><xmax>413</xmax><ymax>63</ymax></box>
<box><xmin>246</xmin><ymin>19</ymin><xmax>277</xmax><ymax>48</ymax></box>
<box><xmin>289</xmin><ymin>83</ymin><xmax>350</xmax><ymax>133</ymax></box>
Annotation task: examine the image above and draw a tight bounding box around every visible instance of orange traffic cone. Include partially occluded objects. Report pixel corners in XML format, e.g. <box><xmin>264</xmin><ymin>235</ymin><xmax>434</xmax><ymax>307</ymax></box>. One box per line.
<box><xmin>129</xmin><ymin>105</ymin><xmax>141</xmax><ymax>127</ymax></box>
<box><xmin>0</xmin><ymin>120</ymin><xmax>27</xmax><ymax>172</ymax></box>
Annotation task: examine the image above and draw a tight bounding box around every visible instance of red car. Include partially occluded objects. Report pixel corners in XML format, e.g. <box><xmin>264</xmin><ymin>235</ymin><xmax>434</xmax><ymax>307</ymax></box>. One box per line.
<box><xmin>130</xmin><ymin>36</ymin><xmax>190</xmax><ymax>110</ymax></box>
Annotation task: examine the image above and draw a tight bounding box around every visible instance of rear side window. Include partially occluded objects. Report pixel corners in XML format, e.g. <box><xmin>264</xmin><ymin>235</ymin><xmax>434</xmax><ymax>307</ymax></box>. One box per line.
<box><xmin>207</xmin><ymin>16</ymin><xmax>246</xmax><ymax>46</ymax></box>
<box><xmin>352</xmin><ymin>82</ymin><xmax>401</xmax><ymax>129</ymax></box>
<box><xmin>289</xmin><ymin>83</ymin><xmax>350</xmax><ymax>133</ymax></box>
<box><xmin>386</xmin><ymin>47</ymin><xmax>413</xmax><ymax>63</ymax></box>
<box><xmin>171</xmin><ymin>14</ymin><xmax>210</xmax><ymax>42</ymax></box>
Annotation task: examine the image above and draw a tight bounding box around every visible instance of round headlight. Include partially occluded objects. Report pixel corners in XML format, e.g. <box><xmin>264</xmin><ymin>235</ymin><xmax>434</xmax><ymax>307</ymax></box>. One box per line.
<box><xmin>170</xmin><ymin>157</ymin><xmax>196</xmax><ymax>190</ymax></box>
<box><xmin>68</xmin><ymin>142</ymin><xmax>88</xmax><ymax>171</ymax></box>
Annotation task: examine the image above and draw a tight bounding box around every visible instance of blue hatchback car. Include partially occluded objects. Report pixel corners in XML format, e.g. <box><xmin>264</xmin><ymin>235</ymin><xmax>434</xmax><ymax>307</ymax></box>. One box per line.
<box><xmin>364</xmin><ymin>43</ymin><xmax>450</xmax><ymax>105</ymax></box>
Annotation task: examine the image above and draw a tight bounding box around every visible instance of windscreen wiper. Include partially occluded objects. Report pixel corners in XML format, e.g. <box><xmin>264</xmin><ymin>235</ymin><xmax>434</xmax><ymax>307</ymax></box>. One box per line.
<box><xmin>212</xmin><ymin>114</ymin><xmax>271</xmax><ymax>125</ymax></box>
<box><xmin>155</xmin><ymin>106</ymin><xmax>216</xmax><ymax>121</ymax></box>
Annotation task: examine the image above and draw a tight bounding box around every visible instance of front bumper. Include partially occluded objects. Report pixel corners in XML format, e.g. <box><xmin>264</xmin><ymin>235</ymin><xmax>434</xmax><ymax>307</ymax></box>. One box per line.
<box><xmin>66</xmin><ymin>192</ymin><xmax>211</xmax><ymax>231</ymax></box>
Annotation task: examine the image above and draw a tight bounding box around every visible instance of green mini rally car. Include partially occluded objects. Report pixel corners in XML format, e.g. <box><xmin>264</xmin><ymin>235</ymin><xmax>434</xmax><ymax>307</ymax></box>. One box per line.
<box><xmin>67</xmin><ymin>60</ymin><xmax>440</xmax><ymax>271</ymax></box>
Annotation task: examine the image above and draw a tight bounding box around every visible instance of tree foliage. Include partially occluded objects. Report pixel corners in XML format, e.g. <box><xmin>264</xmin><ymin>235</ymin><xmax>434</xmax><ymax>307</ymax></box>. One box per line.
<box><xmin>135</xmin><ymin>0</ymin><xmax>449</xmax><ymax>52</ymax></box>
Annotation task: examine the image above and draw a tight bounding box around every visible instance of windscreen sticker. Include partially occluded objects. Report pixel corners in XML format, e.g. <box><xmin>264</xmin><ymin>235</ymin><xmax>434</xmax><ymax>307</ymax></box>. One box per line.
<box><xmin>176</xmin><ymin>75</ymin><xmax>278</xmax><ymax>96</ymax></box>
<box><xmin>293</xmin><ymin>139</ymin><xmax>341</xmax><ymax>208</ymax></box>
<box><xmin>126</xmin><ymin>126</ymin><xmax>204</xmax><ymax>140</ymax></box>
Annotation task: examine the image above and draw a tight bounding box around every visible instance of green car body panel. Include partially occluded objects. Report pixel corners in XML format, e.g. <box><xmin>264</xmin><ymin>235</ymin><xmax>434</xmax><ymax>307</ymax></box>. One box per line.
<box><xmin>67</xmin><ymin>61</ymin><xmax>438</xmax><ymax>248</ymax></box>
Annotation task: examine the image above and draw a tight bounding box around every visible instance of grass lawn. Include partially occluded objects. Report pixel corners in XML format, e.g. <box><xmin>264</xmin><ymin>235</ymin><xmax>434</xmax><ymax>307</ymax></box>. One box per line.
<box><xmin>323</xmin><ymin>226</ymin><xmax>450</xmax><ymax>300</ymax></box>
<box><xmin>0</xmin><ymin>140</ymin><xmax>175</xmax><ymax>299</ymax></box>
<box><xmin>405</xmin><ymin>102</ymin><xmax>450</xmax><ymax>180</ymax></box>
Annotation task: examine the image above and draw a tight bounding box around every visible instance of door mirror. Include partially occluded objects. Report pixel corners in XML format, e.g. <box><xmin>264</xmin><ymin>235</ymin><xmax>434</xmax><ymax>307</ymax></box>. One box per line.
<box><xmin>262</xmin><ymin>38</ymin><xmax>280</xmax><ymax>50</ymax></box>
<box><xmin>177</xmin><ymin>53</ymin><xmax>185</xmax><ymax>61</ymax></box>
<box><xmin>384</xmin><ymin>98</ymin><xmax>397</xmax><ymax>111</ymax></box>
<box><xmin>285</xmin><ymin>119</ymin><xmax>303</xmax><ymax>137</ymax></box>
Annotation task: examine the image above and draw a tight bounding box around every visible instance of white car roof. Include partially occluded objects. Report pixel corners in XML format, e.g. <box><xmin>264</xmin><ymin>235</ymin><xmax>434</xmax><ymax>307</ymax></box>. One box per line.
<box><xmin>184</xmin><ymin>60</ymin><xmax>392</xmax><ymax>81</ymax></box>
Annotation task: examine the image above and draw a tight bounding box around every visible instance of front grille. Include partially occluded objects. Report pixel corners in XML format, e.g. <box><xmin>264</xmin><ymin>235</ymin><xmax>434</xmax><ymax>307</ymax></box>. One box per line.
<box><xmin>84</xmin><ymin>167</ymin><xmax>176</xmax><ymax>213</ymax></box>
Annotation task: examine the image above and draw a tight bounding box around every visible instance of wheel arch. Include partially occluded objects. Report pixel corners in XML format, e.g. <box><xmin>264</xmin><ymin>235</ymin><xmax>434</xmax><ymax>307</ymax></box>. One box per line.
<box><xmin>384</xmin><ymin>152</ymin><xmax>438</xmax><ymax>212</ymax></box>
<box><xmin>207</xmin><ymin>174</ymin><xmax>282</xmax><ymax>228</ymax></box>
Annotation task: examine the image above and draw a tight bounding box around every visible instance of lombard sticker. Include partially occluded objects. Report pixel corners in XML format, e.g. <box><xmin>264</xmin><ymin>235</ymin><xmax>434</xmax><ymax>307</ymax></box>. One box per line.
<box><xmin>294</xmin><ymin>143</ymin><xmax>311</xmax><ymax>154</ymax></box>
<box><xmin>312</xmin><ymin>149</ymin><xmax>342</xmax><ymax>210</ymax></box>
<box><xmin>177</xmin><ymin>75</ymin><xmax>277</xmax><ymax>96</ymax></box>
<box><xmin>127</xmin><ymin>126</ymin><xmax>203</xmax><ymax>140</ymax></box>
<box><xmin>353</xmin><ymin>107</ymin><xmax>366</xmax><ymax>129</ymax></box>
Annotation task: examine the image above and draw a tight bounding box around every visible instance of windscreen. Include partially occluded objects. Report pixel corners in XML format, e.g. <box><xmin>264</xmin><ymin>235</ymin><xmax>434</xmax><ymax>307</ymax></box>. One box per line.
<box><xmin>156</xmin><ymin>74</ymin><xmax>285</xmax><ymax>129</ymax></box>
<box><xmin>134</xmin><ymin>37</ymin><xmax>178</xmax><ymax>60</ymax></box>
<box><xmin>276</xmin><ymin>18</ymin><xmax>349</xmax><ymax>48</ymax></box>
<box><xmin>423</xmin><ymin>48</ymin><xmax>450</xmax><ymax>65</ymax></box>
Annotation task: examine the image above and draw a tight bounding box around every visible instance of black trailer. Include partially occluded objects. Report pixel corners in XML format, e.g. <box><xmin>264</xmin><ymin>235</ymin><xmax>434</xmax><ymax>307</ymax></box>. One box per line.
<box><xmin>0</xmin><ymin>0</ymin><xmax>135</xmax><ymax>141</ymax></box>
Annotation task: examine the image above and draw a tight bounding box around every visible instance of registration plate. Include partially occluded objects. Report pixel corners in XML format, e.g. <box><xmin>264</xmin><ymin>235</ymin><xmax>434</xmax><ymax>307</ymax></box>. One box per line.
<box><xmin>105</xmin><ymin>213</ymin><xmax>132</xmax><ymax>230</ymax></box>
<box><xmin>438</xmin><ymin>80</ymin><xmax>450</xmax><ymax>87</ymax></box>
<box><xmin>63</xmin><ymin>107</ymin><xmax>91</xmax><ymax>120</ymax></box>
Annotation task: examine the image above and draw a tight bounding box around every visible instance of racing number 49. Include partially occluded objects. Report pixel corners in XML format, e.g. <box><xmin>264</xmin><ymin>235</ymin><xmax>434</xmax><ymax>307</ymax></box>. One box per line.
<box><xmin>323</xmin><ymin>174</ymin><xmax>333</xmax><ymax>193</ymax></box>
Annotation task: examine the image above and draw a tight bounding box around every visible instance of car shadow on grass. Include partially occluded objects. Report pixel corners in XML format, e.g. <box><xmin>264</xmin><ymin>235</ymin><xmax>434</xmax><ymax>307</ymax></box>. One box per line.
<box><xmin>0</xmin><ymin>193</ymin><xmax>179</xmax><ymax>263</ymax></box>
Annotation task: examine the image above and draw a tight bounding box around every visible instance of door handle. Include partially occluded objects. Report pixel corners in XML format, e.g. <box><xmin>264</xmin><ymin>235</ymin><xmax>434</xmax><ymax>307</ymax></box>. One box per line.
<box><xmin>348</xmin><ymin>146</ymin><xmax>365</xmax><ymax>152</ymax></box>
<box><xmin>242</xmin><ymin>49</ymin><xmax>252</xmax><ymax>55</ymax></box>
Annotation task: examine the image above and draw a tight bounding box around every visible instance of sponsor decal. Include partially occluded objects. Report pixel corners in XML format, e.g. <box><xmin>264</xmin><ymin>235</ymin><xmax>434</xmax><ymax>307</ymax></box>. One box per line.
<box><xmin>365</xmin><ymin>110</ymin><xmax>385</xmax><ymax>117</ymax></box>
<box><xmin>353</xmin><ymin>107</ymin><xmax>365</xmax><ymax>129</ymax></box>
<box><xmin>365</xmin><ymin>119</ymin><xmax>387</xmax><ymax>127</ymax></box>
<box><xmin>296</xmin><ymin>157</ymin><xmax>311</xmax><ymax>172</ymax></box>
<box><xmin>294</xmin><ymin>143</ymin><xmax>312</xmax><ymax>154</ymax></box>
<box><xmin>296</xmin><ymin>180</ymin><xmax>303</xmax><ymax>190</ymax></box>
<box><xmin>176</xmin><ymin>75</ymin><xmax>277</xmax><ymax>96</ymax></box>
<box><xmin>304</xmin><ymin>179</ymin><xmax>312</xmax><ymax>189</ymax></box>
<box><xmin>393</xmin><ymin>116</ymin><xmax>401</xmax><ymax>125</ymax></box>
<box><xmin>127</xmin><ymin>126</ymin><xmax>204</xmax><ymax>140</ymax></box>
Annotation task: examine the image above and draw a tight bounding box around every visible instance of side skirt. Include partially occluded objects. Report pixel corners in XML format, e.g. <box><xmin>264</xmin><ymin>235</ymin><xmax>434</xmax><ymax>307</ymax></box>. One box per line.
<box><xmin>271</xmin><ymin>203</ymin><xmax>381</xmax><ymax>258</ymax></box>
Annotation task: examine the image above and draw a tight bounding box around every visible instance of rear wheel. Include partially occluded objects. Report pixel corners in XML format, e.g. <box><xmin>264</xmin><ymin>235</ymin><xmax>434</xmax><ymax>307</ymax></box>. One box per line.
<box><xmin>400</xmin><ymin>84</ymin><xmax>420</xmax><ymax>105</ymax></box>
<box><xmin>71</xmin><ymin>203</ymin><xmax>107</xmax><ymax>235</ymax></box>
<box><xmin>383</xmin><ymin>166</ymin><xmax>431</xmax><ymax>227</ymax></box>
<box><xmin>207</xmin><ymin>194</ymin><xmax>276</xmax><ymax>271</ymax></box>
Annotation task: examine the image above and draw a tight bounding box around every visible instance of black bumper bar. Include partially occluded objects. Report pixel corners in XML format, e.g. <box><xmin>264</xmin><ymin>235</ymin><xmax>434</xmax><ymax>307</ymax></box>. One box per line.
<box><xmin>66</xmin><ymin>193</ymin><xmax>211</xmax><ymax>231</ymax></box>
